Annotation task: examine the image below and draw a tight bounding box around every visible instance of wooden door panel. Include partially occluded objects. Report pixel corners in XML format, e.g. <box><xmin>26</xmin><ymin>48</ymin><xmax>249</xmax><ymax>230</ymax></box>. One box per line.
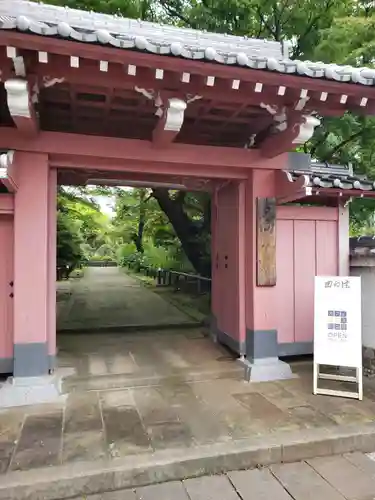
<box><xmin>0</xmin><ymin>215</ymin><xmax>14</xmax><ymax>368</ymax></box>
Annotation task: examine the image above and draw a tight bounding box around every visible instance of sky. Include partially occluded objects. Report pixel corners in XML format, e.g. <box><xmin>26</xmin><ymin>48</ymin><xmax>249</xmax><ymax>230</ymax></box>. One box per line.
<box><xmin>95</xmin><ymin>195</ymin><xmax>116</xmax><ymax>217</ymax></box>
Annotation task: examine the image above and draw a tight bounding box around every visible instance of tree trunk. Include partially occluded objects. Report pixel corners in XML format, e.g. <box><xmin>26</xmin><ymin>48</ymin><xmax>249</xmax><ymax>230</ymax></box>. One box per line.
<box><xmin>152</xmin><ymin>188</ymin><xmax>211</xmax><ymax>277</ymax></box>
<box><xmin>134</xmin><ymin>189</ymin><xmax>146</xmax><ymax>253</ymax></box>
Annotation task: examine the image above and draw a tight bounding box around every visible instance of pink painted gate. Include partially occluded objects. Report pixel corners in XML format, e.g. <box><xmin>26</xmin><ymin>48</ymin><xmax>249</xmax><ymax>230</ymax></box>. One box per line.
<box><xmin>0</xmin><ymin>214</ymin><xmax>14</xmax><ymax>373</ymax></box>
<box><xmin>212</xmin><ymin>182</ymin><xmax>245</xmax><ymax>354</ymax></box>
<box><xmin>276</xmin><ymin>206</ymin><xmax>338</xmax><ymax>356</ymax></box>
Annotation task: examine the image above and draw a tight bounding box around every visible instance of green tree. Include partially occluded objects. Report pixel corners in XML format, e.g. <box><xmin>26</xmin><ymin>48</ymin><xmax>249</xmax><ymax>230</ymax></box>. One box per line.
<box><xmin>57</xmin><ymin>187</ymin><xmax>115</xmax><ymax>276</ymax></box>
<box><xmin>45</xmin><ymin>0</ymin><xmax>156</xmax><ymax>19</ymax></box>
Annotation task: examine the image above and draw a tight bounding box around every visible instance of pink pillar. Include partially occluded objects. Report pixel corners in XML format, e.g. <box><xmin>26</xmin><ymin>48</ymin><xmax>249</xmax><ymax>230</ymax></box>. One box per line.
<box><xmin>13</xmin><ymin>152</ymin><xmax>50</xmax><ymax>377</ymax></box>
<box><xmin>245</xmin><ymin>169</ymin><xmax>276</xmax><ymax>336</ymax></box>
<box><xmin>47</xmin><ymin>169</ymin><xmax>57</xmax><ymax>368</ymax></box>
<box><xmin>243</xmin><ymin>169</ymin><xmax>292</xmax><ymax>380</ymax></box>
<box><xmin>210</xmin><ymin>186</ymin><xmax>218</xmax><ymax>329</ymax></box>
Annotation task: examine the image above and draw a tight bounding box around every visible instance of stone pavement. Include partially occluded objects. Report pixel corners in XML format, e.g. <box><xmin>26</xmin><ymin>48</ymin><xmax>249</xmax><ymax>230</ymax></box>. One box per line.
<box><xmin>57</xmin><ymin>267</ymin><xmax>197</xmax><ymax>332</ymax></box>
<box><xmin>3</xmin><ymin>330</ymin><xmax>375</xmax><ymax>499</ymax></box>
<box><xmin>67</xmin><ymin>452</ymin><xmax>375</xmax><ymax>499</ymax></box>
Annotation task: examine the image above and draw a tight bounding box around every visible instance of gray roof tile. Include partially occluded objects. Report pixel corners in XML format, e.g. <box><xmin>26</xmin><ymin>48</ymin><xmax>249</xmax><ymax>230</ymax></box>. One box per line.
<box><xmin>350</xmin><ymin>237</ymin><xmax>375</xmax><ymax>256</ymax></box>
<box><xmin>1</xmin><ymin>1</ymin><xmax>375</xmax><ymax>86</ymax></box>
<box><xmin>291</xmin><ymin>162</ymin><xmax>375</xmax><ymax>192</ymax></box>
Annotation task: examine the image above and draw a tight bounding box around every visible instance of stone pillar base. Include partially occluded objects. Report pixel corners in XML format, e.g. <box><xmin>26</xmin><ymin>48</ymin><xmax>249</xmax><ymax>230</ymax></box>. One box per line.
<box><xmin>0</xmin><ymin>375</ymin><xmax>67</xmax><ymax>408</ymax></box>
<box><xmin>210</xmin><ymin>314</ymin><xmax>218</xmax><ymax>343</ymax></box>
<box><xmin>239</xmin><ymin>357</ymin><xmax>295</xmax><ymax>382</ymax></box>
<box><xmin>363</xmin><ymin>346</ymin><xmax>375</xmax><ymax>377</ymax></box>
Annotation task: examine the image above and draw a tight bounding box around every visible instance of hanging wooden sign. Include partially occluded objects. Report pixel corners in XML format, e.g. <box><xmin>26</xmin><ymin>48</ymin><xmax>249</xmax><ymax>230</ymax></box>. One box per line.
<box><xmin>256</xmin><ymin>197</ymin><xmax>276</xmax><ymax>286</ymax></box>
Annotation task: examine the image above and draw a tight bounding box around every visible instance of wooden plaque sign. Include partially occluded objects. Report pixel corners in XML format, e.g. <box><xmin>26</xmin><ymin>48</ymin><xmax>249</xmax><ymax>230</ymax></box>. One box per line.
<box><xmin>256</xmin><ymin>197</ymin><xmax>276</xmax><ymax>286</ymax></box>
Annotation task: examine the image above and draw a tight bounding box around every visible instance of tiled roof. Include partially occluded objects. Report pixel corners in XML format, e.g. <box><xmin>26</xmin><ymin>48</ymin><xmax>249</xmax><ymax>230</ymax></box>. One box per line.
<box><xmin>2</xmin><ymin>1</ymin><xmax>375</xmax><ymax>86</ymax></box>
<box><xmin>291</xmin><ymin>162</ymin><xmax>375</xmax><ymax>193</ymax></box>
<box><xmin>350</xmin><ymin>237</ymin><xmax>375</xmax><ymax>257</ymax></box>
<box><xmin>0</xmin><ymin>1</ymin><xmax>285</xmax><ymax>60</ymax></box>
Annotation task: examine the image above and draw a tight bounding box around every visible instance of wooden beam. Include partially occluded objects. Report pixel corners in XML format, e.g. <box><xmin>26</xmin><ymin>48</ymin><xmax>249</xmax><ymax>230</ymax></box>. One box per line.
<box><xmin>52</xmin><ymin>156</ymin><xmax>249</xmax><ymax>180</ymax></box>
<box><xmin>0</xmin><ymin>128</ymin><xmax>288</xmax><ymax>172</ymax></box>
<box><xmin>256</xmin><ymin>197</ymin><xmax>276</xmax><ymax>286</ymax></box>
<box><xmin>0</xmin><ymin>193</ymin><xmax>14</xmax><ymax>214</ymax></box>
<box><xmin>0</xmin><ymin>150</ymin><xmax>18</xmax><ymax>192</ymax></box>
<box><xmin>275</xmin><ymin>170</ymin><xmax>311</xmax><ymax>204</ymax></box>
<box><xmin>153</xmin><ymin>98</ymin><xmax>187</xmax><ymax>146</ymax></box>
<box><xmin>59</xmin><ymin>169</ymin><xmax>211</xmax><ymax>190</ymax></box>
<box><xmin>4</xmin><ymin>79</ymin><xmax>39</xmax><ymax>136</ymax></box>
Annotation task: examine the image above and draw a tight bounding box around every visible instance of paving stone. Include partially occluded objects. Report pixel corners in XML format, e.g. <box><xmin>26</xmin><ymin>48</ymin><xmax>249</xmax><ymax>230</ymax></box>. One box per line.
<box><xmin>100</xmin><ymin>389</ymin><xmax>135</xmax><ymax>408</ymax></box>
<box><xmin>233</xmin><ymin>392</ymin><xmax>296</xmax><ymax>432</ymax></box>
<box><xmin>102</xmin><ymin>406</ymin><xmax>151</xmax><ymax>456</ymax></box>
<box><xmin>271</xmin><ymin>461</ymin><xmax>346</xmax><ymax>500</ymax></box>
<box><xmin>10</xmin><ymin>412</ymin><xmax>63</xmax><ymax>471</ymax></box>
<box><xmin>146</xmin><ymin>420</ymin><xmax>194</xmax><ymax>450</ymax></box>
<box><xmin>136</xmin><ymin>481</ymin><xmax>189</xmax><ymax>500</ymax></box>
<box><xmin>256</xmin><ymin>382</ymin><xmax>306</xmax><ymax>409</ymax></box>
<box><xmin>228</xmin><ymin>468</ymin><xmax>293</xmax><ymax>499</ymax></box>
<box><xmin>0</xmin><ymin>409</ymin><xmax>25</xmax><ymax>440</ymax></box>
<box><xmin>62</xmin><ymin>431</ymin><xmax>107</xmax><ymax>464</ymax></box>
<box><xmin>192</xmin><ymin>382</ymin><xmax>262</xmax><ymax>439</ymax></box>
<box><xmin>156</xmin><ymin>382</ymin><xmax>231</xmax><ymax>445</ymax></box>
<box><xmin>286</xmin><ymin>404</ymin><xmax>337</xmax><ymax>429</ymax></box>
<box><xmin>86</xmin><ymin>490</ymin><xmax>137</xmax><ymax>499</ymax></box>
<box><xmin>133</xmin><ymin>387</ymin><xmax>180</xmax><ymax>425</ymax></box>
<box><xmin>346</xmin><ymin>451</ymin><xmax>375</xmax><ymax>475</ymax></box>
<box><xmin>305</xmin><ymin>395</ymin><xmax>374</xmax><ymax>425</ymax></box>
<box><xmin>64</xmin><ymin>392</ymin><xmax>103</xmax><ymax>433</ymax></box>
<box><xmin>307</xmin><ymin>454</ymin><xmax>375</xmax><ymax>499</ymax></box>
<box><xmin>184</xmin><ymin>475</ymin><xmax>239</xmax><ymax>500</ymax></box>
<box><xmin>0</xmin><ymin>440</ymin><xmax>15</xmax><ymax>474</ymax></box>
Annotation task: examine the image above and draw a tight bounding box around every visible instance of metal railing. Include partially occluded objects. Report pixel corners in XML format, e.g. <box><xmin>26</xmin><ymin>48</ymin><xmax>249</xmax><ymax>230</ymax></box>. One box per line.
<box><xmin>144</xmin><ymin>266</ymin><xmax>211</xmax><ymax>295</ymax></box>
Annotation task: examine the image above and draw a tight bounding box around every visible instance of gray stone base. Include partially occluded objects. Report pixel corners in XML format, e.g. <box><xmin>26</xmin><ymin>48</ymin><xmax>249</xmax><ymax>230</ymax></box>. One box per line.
<box><xmin>0</xmin><ymin>375</ymin><xmax>67</xmax><ymax>408</ymax></box>
<box><xmin>210</xmin><ymin>314</ymin><xmax>245</xmax><ymax>355</ymax></box>
<box><xmin>240</xmin><ymin>357</ymin><xmax>295</xmax><ymax>382</ymax></box>
<box><xmin>210</xmin><ymin>314</ymin><xmax>218</xmax><ymax>343</ymax></box>
<box><xmin>363</xmin><ymin>346</ymin><xmax>375</xmax><ymax>377</ymax></box>
<box><xmin>0</xmin><ymin>357</ymin><xmax>13</xmax><ymax>375</ymax></box>
<box><xmin>0</xmin><ymin>355</ymin><xmax>56</xmax><ymax>376</ymax></box>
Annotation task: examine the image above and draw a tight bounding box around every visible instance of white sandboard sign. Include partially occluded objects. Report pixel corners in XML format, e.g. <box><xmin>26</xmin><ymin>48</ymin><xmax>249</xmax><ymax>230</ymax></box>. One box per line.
<box><xmin>314</xmin><ymin>276</ymin><xmax>362</xmax><ymax>400</ymax></box>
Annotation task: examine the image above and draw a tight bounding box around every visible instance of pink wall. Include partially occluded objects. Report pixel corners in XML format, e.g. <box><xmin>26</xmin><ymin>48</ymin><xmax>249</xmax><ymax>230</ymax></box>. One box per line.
<box><xmin>275</xmin><ymin>206</ymin><xmax>338</xmax><ymax>345</ymax></box>
<box><xmin>13</xmin><ymin>152</ymin><xmax>49</xmax><ymax>345</ymax></box>
<box><xmin>0</xmin><ymin>215</ymin><xmax>13</xmax><ymax>362</ymax></box>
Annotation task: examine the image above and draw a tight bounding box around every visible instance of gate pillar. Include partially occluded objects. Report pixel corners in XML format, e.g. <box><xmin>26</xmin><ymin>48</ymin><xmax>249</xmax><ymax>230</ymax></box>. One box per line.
<box><xmin>211</xmin><ymin>181</ymin><xmax>246</xmax><ymax>355</ymax></box>
<box><xmin>243</xmin><ymin>169</ymin><xmax>293</xmax><ymax>382</ymax></box>
<box><xmin>0</xmin><ymin>152</ymin><xmax>63</xmax><ymax>407</ymax></box>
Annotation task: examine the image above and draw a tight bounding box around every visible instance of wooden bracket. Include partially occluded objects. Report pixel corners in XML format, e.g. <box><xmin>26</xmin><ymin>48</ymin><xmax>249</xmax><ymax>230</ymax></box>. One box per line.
<box><xmin>4</xmin><ymin>79</ymin><xmax>39</xmax><ymax>137</ymax></box>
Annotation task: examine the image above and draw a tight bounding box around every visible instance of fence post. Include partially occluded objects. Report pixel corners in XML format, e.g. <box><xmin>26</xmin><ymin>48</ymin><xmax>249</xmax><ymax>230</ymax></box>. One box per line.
<box><xmin>157</xmin><ymin>268</ymin><xmax>162</xmax><ymax>285</ymax></box>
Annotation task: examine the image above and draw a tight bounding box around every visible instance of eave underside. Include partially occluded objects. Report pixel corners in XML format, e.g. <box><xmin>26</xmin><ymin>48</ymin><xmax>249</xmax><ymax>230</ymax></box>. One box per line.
<box><xmin>1</xmin><ymin>33</ymin><xmax>375</xmax><ymax>149</ymax></box>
